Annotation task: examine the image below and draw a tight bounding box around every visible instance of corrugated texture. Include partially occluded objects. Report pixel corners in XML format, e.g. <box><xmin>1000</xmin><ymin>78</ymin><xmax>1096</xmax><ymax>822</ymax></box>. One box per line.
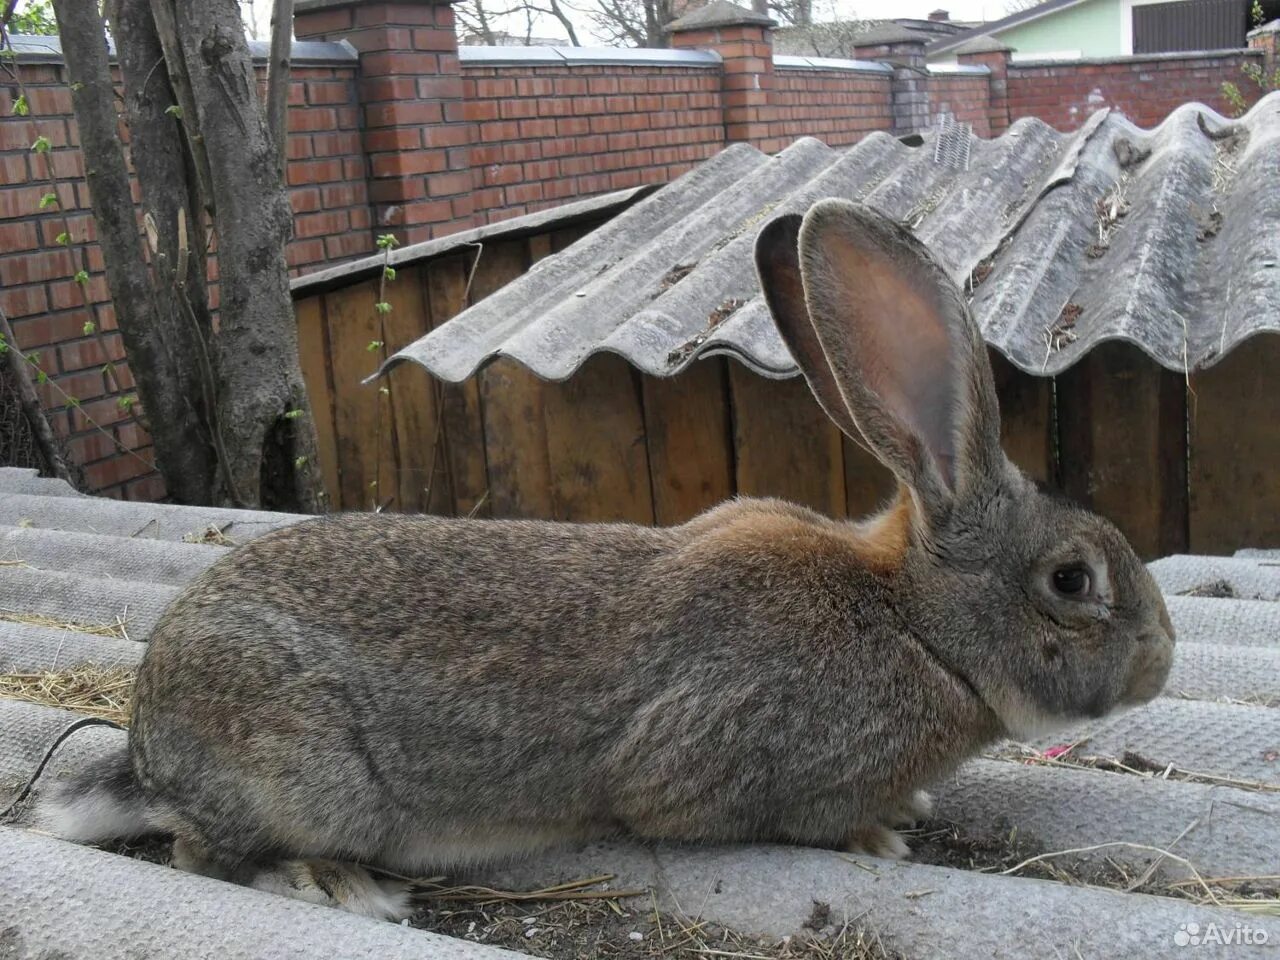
<box><xmin>1</xmin><ymin>467</ymin><xmax>1277</xmax><ymax>954</ymax></box>
<box><xmin>383</xmin><ymin>93</ymin><xmax>1280</xmax><ymax>383</ymax></box>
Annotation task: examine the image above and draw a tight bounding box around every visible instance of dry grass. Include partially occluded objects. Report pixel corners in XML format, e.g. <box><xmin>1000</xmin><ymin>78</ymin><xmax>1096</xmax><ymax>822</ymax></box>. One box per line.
<box><xmin>0</xmin><ymin>665</ymin><xmax>135</xmax><ymax>725</ymax></box>
<box><xmin>909</xmin><ymin>816</ymin><xmax>1280</xmax><ymax>917</ymax></box>
<box><xmin>412</xmin><ymin>884</ymin><xmax>897</xmax><ymax>960</ymax></box>
<box><xmin>996</xmin><ymin>742</ymin><xmax>1280</xmax><ymax>795</ymax></box>
<box><xmin>0</xmin><ymin>608</ymin><xmax>132</xmax><ymax>640</ymax></box>
<box><xmin>181</xmin><ymin>523</ymin><xmax>236</xmax><ymax>546</ymax></box>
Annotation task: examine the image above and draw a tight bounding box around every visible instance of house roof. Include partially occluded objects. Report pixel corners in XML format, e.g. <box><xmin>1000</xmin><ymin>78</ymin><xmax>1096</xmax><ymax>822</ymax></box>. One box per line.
<box><xmin>1</xmin><ymin>464</ymin><xmax>1278</xmax><ymax>954</ymax></box>
<box><xmin>927</xmin><ymin>0</ymin><xmax>1091</xmax><ymax>56</ymax></box>
<box><xmin>381</xmin><ymin>94</ymin><xmax>1280</xmax><ymax>384</ymax></box>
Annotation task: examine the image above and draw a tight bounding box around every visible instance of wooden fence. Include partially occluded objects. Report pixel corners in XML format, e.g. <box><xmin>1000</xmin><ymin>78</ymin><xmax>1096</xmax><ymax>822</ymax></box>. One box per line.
<box><xmin>294</xmin><ymin>230</ymin><xmax>1280</xmax><ymax>560</ymax></box>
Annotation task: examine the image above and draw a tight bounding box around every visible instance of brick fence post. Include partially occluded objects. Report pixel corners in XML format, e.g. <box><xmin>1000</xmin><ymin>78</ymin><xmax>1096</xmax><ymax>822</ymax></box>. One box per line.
<box><xmin>856</xmin><ymin>31</ymin><xmax>930</xmax><ymax>136</ymax></box>
<box><xmin>667</xmin><ymin>0</ymin><xmax>776</xmax><ymax>147</ymax></box>
<box><xmin>294</xmin><ymin>0</ymin><xmax>474</xmax><ymax>243</ymax></box>
<box><xmin>955</xmin><ymin>35</ymin><xmax>1013</xmax><ymax>135</ymax></box>
<box><xmin>1248</xmin><ymin>20</ymin><xmax>1278</xmax><ymax>82</ymax></box>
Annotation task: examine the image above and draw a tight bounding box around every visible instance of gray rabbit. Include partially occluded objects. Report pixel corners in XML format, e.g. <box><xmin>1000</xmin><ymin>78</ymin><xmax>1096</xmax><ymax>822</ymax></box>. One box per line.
<box><xmin>35</xmin><ymin>200</ymin><xmax>1175</xmax><ymax>920</ymax></box>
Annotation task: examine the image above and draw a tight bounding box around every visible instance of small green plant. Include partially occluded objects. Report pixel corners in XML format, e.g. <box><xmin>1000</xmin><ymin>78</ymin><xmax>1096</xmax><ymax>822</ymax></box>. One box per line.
<box><xmin>38</xmin><ymin>191</ymin><xmax>57</xmax><ymax>209</ymax></box>
<box><xmin>164</xmin><ymin>104</ymin><xmax>183</xmax><ymax>119</ymax></box>
<box><xmin>82</xmin><ymin>320</ymin><xmax>95</xmax><ymax>335</ymax></box>
<box><xmin>1221</xmin><ymin>1</ymin><xmax>1277</xmax><ymax>115</ymax></box>
<box><xmin>283</xmin><ymin>408</ymin><xmax>304</xmax><ymax>420</ymax></box>
<box><xmin>11</xmin><ymin>93</ymin><xmax>27</xmax><ymax>116</ymax></box>
<box><xmin>30</xmin><ymin>133</ymin><xmax>50</xmax><ymax>153</ymax></box>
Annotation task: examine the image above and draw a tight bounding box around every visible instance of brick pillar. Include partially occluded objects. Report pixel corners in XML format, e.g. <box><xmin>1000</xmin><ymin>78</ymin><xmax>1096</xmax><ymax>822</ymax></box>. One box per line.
<box><xmin>295</xmin><ymin>0</ymin><xmax>474</xmax><ymax>243</ymax></box>
<box><xmin>956</xmin><ymin>36</ymin><xmax>1014</xmax><ymax>135</ymax></box>
<box><xmin>1248</xmin><ymin>20</ymin><xmax>1278</xmax><ymax>82</ymax></box>
<box><xmin>857</xmin><ymin>37</ymin><xmax>930</xmax><ymax>137</ymax></box>
<box><xmin>667</xmin><ymin>1</ymin><xmax>776</xmax><ymax>147</ymax></box>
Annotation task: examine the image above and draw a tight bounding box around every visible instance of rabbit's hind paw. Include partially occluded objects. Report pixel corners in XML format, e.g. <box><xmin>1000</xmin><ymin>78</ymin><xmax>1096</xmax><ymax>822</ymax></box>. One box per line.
<box><xmin>844</xmin><ymin>823</ymin><xmax>910</xmax><ymax>860</ymax></box>
<box><xmin>250</xmin><ymin>858</ymin><xmax>413</xmax><ymax>921</ymax></box>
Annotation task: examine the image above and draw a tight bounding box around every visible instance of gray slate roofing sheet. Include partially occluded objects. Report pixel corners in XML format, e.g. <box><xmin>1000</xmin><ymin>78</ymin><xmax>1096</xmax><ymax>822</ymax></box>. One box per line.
<box><xmin>383</xmin><ymin>93</ymin><xmax>1280</xmax><ymax>384</ymax></box>
<box><xmin>0</xmin><ymin>467</ymin><xmax>1278</xmax><ymax>957</ymax></box>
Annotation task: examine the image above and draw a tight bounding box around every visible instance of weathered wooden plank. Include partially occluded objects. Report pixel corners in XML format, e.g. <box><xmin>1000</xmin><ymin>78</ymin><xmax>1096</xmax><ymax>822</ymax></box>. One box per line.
<box><xmin>1056</xmin><ymin>342</ymin><xmax>1188</xmax><ymax>560</ymax></box>
<box><xmin>321</xmin><ymin>279</ymin><xmax>385</xmax><ymax>512</ymax></box>
<box><xmin>1188</xmin><ymin>334</ymin><xmax>1280</xmax><ymax>554</ymax></box>
<box><xmin>542</xmin><ymin>354</ymin><xmax>655</xmax><ymax>524</ymax></box>
<box><xmin>641</xmin><ymin>359</ymin><xmax>734</xmax><ymax>526</ymax></box>
<box><xmin>293</xmin><ymin>294</ymin><xmax>341</xmax><ymax>509</ymax></box>
<box><xmin>423</xmin><ymin>254</ymin><xmax>488</xmax><ymax>518</ymax></box>
<box><xmin>728</xmin><ymin>366</ymin><xmax>847</xmax><ymax>517</ymax></box>
<box><xmin>842</xmin><ymin>434</ymin><xmax>896</xmax><ymax>519</ymax></box>
<box><xmin>379</xmin><ymin>265</ymin><xmax>451</xmax><ymax>514</ymax></box>
<box><xmin>990</xmin><ymin>350</ymin><xmax>1054</xmax><ymax>485</ymax></box>
<box><xmin>472</xmin><ymin>240</ymin><xmax>551</xmax><ymax>519</ymax></box>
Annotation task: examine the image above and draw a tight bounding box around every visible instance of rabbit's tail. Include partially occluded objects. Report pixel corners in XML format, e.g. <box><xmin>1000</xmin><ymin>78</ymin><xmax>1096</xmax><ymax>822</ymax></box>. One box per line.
<box><xmin>33</xmin><ymin>746</ymin><xmax>159</xmax><ymax>842</ymax></box>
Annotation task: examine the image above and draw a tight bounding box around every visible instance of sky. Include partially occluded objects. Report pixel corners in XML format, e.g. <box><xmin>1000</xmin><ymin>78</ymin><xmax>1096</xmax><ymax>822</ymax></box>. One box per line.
<box><xmin>244</xmin><ymin>0</ymin><xmax>1014</xmax><ymax>45</ymax></box>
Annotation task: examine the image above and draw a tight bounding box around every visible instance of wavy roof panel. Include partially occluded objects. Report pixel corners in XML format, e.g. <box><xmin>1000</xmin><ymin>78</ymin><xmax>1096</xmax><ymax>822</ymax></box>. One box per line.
<box><xmin>384</xmin><ymin>94</ymin><xmax>1280</xmax><ymax>383</ymax></box>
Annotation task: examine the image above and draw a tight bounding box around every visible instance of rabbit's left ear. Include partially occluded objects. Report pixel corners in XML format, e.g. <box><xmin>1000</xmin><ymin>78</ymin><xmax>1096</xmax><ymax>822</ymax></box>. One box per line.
<box><xmin>757</xmin><ymin>199</ymin><xmax>1004</xmax><ymax>521</ymax></box>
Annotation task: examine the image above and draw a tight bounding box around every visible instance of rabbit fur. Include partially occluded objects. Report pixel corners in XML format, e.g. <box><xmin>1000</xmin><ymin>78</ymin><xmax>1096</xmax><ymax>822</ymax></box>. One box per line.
<box><xmin>35</xmin><ymin>199</ymin><xmax>1175</xmax><ymax>920</ymax></box>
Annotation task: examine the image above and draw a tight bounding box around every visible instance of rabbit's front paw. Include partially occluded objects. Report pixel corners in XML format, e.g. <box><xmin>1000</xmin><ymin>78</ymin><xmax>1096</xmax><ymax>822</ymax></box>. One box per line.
<box><xmin>250</xmin><ymin>858</ymin><xmax>413</xmax><ymax>921</ymax></box>
<box><xmin>885</xmin><ymin>789</ymin><xmax>933</xmax><ymax>827</ymax></box>
<box><xmin>844</xmin><ymin>823</ymin><xmax>910</xmax><ymax>860</ymax></box>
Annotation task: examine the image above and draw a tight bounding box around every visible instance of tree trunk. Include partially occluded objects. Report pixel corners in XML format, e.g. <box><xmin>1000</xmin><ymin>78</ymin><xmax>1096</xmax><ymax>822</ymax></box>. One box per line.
<box><xmin>162</xmin><ymin>0</ymin><xmax>322</xmax><ymax>510</ymax></box>
<box><xmin>50</xmin><ymin>0</ymin><xmax>216</xmax><ymax>503</ymax></box>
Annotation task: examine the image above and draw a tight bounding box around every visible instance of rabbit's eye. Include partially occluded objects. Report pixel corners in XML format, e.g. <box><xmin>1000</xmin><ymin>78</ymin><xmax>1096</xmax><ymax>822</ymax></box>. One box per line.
<box><xmin>1052</xmin><ymin>565</ymin><xmax>1091</xmax><ymax>597</ymax></box>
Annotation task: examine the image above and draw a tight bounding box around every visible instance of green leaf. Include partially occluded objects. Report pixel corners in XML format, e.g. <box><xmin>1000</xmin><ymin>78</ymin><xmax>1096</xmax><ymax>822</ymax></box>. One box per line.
<box><xmin>83</xmin><ymin>320</ymin><xmax>96</xmax><ymax>335</ymax></box>
<box><xmin>12</xmin><ymin>94</ymin><xmax>28</xmax><ymax>117</ymax></box>
<box><xmin>0</xmin><ymin>334</ymin><xmax>7</xmax><ymax>355</ymax></box>
<box><xmin>294</xmin><ymin>456</ymin><xmax>308</xmax><ymax>469</ymax></box>
<box><xmin>383</xmin><ymin>266</ymin><xmax>396</xmax><ymax>281</ymax></box>
<box><xmin>38</xmin><ymin>192</ymin><xmax>58</xmax><ymax>210</ymax></box>
<box><xmin>284</xmin><ymin>408</ymin><xmax>304</xmax><ymax>420</ymax></box>
<box><xmin>366</xmin><ymin>339</ymin><xmax>385</xmax><ymax>351</ymax></box>
<box><xmin>37</xmin><ymin>369</ymin><xmax>47</xmax><ymax>384</ymax></box>
<box><xmin>374</xmin><ymin>302</ymin><xmax>391</xmax><ymax>316</ymax></box>
<box><xmin>70</xmin><ymin>82</ymin><xmax>85</xmax><ymax>93</ymax></box>
<box><xmin>375</xmin><ymin>233</ymin><xmax>400</xmax><ymax>251</ymax></box>
<box><xmin>30</xmin><ymin>135</ymin><xmax>51</xmax><ymax>154</ymax></box>
<box><xmin>117</xmin><ymin>395</ymin><xmax>136</xmax><ymax>412</ymax></box>
<box><xmin>67</xmin><ymin>396</ymin><xmax>81</xmax><ymax>408</ymax></box>
<box><xmin>164</xmin><ymin>104</ymin><xmax>183</xmax><ymax>120</ymax></box>
<box><xmin>25</xmin><ymin>351</ymin><xmax>39</xmax><ymax>366</ymax></box>
<box><xmin>55</xmin><ymin>231</ymin><xmax>70</xmax><ymax>246</ymax></box>
<box><xmin>74</xmin><ymin>270</ymin><xmax>90</xmax><ymax>285</ymax></box>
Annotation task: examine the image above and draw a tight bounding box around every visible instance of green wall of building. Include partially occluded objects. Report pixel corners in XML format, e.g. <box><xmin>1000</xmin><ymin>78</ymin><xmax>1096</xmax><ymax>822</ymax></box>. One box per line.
<box><xmin>996</xmin><ymin>0</ymin><xmax>1125</xmax><ymax>58</ymax></box>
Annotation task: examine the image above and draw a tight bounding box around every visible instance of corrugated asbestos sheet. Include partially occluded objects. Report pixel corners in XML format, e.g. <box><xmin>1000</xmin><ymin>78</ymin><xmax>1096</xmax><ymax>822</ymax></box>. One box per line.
<box><xmin>384</xmin><ymin>93</ymin><xmax>1280</xmax><ymax>383</ymax></box>
<box><xmin>1</xmin><ymin>466</ymin><xmax>1278</xmax><ymax>957</ymax></box>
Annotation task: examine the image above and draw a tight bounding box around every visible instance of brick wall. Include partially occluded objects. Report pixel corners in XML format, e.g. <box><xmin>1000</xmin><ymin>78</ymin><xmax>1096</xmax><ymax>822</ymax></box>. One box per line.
<box><xmin>764</xmin><ymin>66</ymin><xmax>893</xmax><ymax>151</ymax></box>
<box><xmin>462</xmin><ymin>62</ymin><xmax>725</xmax><ymax>223</ymax></box>
<box><xmin>0</xmin><ymin>49</ymin><xmax>368</xmax><ymax>500</ymax></box>
<box><xmin>1007</xmin><ymin>50</ymin><xmax>1263</xmax><ymax>130</ymax></box>
<box><xmin>930</xmin><ymin>72</ymin><xmax>994</xmax><ymax>138</ymax></box>
<box><xmin>2</xmin><ymin>1</ymin><xmax>1270</xmax><ymax>503</ymax></box>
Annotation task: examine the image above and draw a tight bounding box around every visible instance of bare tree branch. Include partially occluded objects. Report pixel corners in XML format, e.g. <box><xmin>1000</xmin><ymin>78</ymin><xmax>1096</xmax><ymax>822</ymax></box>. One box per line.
<box><xmin>266</xmin><ymin>0</ymin><xmax>293</xmax><ymax>173</ymax></box>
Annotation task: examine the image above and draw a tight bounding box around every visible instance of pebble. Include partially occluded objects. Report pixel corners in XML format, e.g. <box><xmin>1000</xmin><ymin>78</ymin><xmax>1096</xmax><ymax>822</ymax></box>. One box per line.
<box><xmin>629</xmin><ymin>932</ymin><xmax>644</xmax><ymax>942</ymax></box>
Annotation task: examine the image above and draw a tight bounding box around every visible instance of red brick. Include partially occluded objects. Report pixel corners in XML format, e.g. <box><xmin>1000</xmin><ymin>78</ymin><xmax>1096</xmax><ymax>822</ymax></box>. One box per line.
<box><xmin>294</xmin><ymin>210</ymin><xmax>351</xmax><ymax>238</ymax></box>
<box><xmin>363</xmin><ymin>127</ymin><xmax>423</xmax><ymax>152</ymax></box>
<box><xmin>358</xmin><ymin>52</ymin><xmax>440</xmax><ymax>78</ymax></box>
<box><xmin>370</xmin><ymin>150</ymin><xmax>447</xmax><ymax>177</ymax></box>
<box><xmin>0</xmin><ymin>222</ymin><xmax>40</xmax><ymax>252</ymax></box>
<box><xmin>358</xmin><ymin>76</ymin><xmax>419</xmax><ymax>103</ymax></box>
<box><xmin>124</xmin><ymin>473</ymin><xmax>167</xmax><ymax>503</ymax></box>
<box><xmin>293</xmin><ymin>7</ymin><xmax>354</xmax><ymax>37</ymax></box>
<box><xmin>427</xmin><ymin>170</ymin><xmax>473</xmax><ymax>197</ymax></box>
<box><xmin>364</xmin><ymin>100</ymin><xmax>443</xmax><ymax>128</ymax></box>
<box><xmin>412</xmin><ymin>28</ymin><xmax>458</xmax><ymax>52</ymax></box>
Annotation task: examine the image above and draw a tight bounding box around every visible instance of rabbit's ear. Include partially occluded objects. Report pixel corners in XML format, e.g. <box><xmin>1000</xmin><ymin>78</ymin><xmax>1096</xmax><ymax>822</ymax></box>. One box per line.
<box><xmin>754</xmin><ymin>213</ymin><xmax>863</xmax><ymax>444</ymax></box>
<box><xmin>789</xmin><ymin>199</ymin><xmax>1002</xmax><ymax>516</ymax></box>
